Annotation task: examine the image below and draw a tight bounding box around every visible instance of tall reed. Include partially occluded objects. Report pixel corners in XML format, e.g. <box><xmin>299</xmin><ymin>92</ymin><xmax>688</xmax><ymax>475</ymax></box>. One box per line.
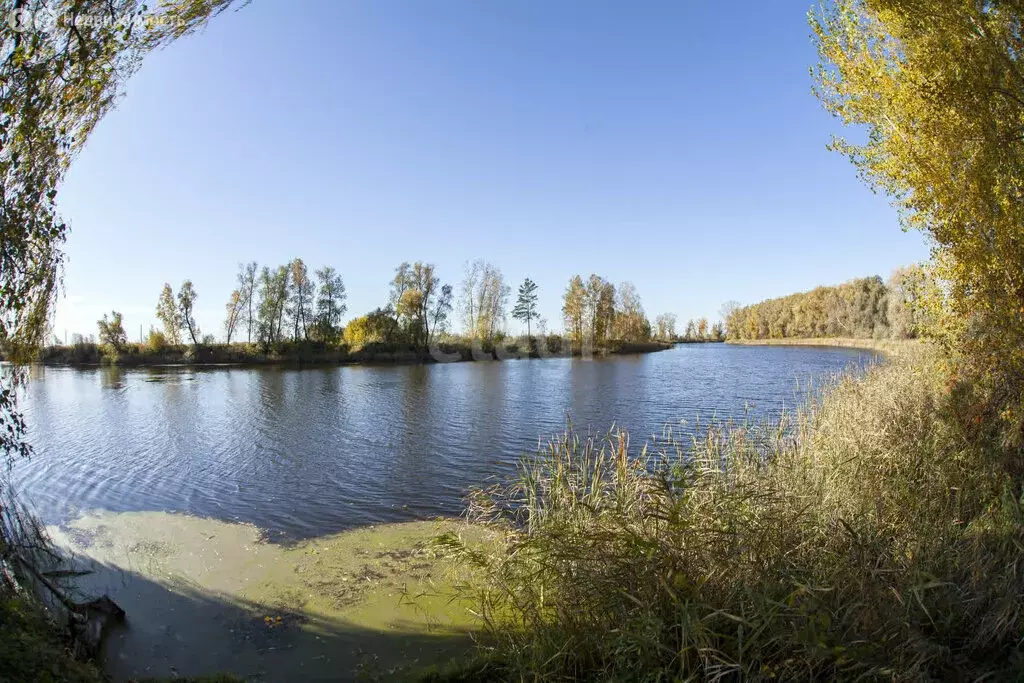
<box><xmin>439</xmin><ymin>345</ymin><xmax>1024</xmax><ymax>680</ymax></box>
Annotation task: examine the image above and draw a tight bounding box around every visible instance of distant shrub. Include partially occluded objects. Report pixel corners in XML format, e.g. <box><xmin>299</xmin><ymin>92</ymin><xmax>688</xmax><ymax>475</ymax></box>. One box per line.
<box><xmin>96</xmin><ymin>311</ymin><xmax>127</xmax><ymax>351</ymax></box>
<box><xmin>146</xmin><ymin>329</ymin><xmax>168</xmax><ymax>352</ymax></box>
<box><xmin>344</xmin><ymin>310</ymin><xmax>399</xmax><ymax>348</ymax></box>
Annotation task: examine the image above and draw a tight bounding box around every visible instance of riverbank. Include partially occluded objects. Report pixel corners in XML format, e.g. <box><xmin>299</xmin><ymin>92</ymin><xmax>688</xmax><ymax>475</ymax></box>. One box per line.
<box><xmin>31</xmin><ymin>339</ymin><xmax>673</xmax><ymax>368</ymax></box>
<box><xmin>0</xmin><ymin>592</ymin><xmax>105</xmax><ymax>682</ymax></box>
<box><xmin>436</xmin><ymin>343</ymin><xmax>1024</xmax><ymax>680</ymax></box>
<box><xmin>726</xmin><ymin>336</ymin><xmax>916</xmax><ymax>355</ymax></box>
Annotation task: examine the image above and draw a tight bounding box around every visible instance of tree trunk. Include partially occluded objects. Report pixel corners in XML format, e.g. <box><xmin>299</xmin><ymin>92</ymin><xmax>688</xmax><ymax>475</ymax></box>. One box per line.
<box><xmin>247</xmin><ymin>282</ymin><xmax>254</xmax><ymax>343</ymax></box>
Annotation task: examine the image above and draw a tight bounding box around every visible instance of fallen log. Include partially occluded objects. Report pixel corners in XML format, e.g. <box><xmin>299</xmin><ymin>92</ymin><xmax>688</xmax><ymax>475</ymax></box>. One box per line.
<box><xmin>12</xmin><ymin>554</ymin><xmax>124</xmax><ymax>658</ymax></box>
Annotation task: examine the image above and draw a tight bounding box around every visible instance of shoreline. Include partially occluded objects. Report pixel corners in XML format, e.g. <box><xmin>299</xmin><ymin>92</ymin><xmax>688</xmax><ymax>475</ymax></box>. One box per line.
<box><xmin>726</xmin><ymin>337</ymin><xmax>918</xmax><ymax>355</ymax></box>
<box><xmin>30</xmin><ymin>340</ymin><xmax>675</xmax><ymax>370</ymax></box>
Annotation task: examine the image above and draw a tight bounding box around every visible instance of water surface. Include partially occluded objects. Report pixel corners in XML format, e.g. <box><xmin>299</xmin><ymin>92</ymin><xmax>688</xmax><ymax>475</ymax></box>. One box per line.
<box><xmin>17</xmin><ymin>343</ymin><xmax>875</xmax><ymax>539</ymax></box>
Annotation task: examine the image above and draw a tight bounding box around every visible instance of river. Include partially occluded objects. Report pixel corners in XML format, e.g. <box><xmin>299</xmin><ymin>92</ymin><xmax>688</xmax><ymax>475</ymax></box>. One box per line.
<box><xmin>15</xmin><ymin>343</ymin><xmax>876</xmax><ymax>538</ymax></box>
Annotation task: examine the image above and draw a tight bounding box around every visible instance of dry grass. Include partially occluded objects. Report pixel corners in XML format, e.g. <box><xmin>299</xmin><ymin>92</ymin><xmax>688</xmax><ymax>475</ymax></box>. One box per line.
<box><xmin>726</xmin><ymin>337</ymin><xmax>916</xmax><ymax>355</ymax></box>
<box><xmin>438</xmin><ymin>344</ymin><xmax>1024</xmax><ymax>680</ymax></box>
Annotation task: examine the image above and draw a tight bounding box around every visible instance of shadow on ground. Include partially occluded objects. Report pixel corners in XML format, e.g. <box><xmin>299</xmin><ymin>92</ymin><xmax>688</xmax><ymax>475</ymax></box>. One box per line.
<box><xmin>80</xmin><ymin>566</ymin><xmax>473</xmax><ymax>681</ymax></box>
<box><xmin>44</xmin><ymin>513</ymin><xmax>485</xmax><ymax>682</ymax></box>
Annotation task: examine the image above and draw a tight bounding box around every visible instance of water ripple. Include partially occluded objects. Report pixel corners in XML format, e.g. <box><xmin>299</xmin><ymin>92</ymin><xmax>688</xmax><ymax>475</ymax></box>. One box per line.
<box><xmin>14</xmin><ymin>345</ymin><xmax>877</xmax><ymax>539</ymax></box>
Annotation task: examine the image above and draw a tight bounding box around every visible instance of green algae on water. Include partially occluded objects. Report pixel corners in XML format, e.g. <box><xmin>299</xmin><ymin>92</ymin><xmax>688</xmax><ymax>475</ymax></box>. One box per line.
<box><xmin>49</xmin><ymin>511</ymin><xmax>491</xmax><ymax>681</ymax></box>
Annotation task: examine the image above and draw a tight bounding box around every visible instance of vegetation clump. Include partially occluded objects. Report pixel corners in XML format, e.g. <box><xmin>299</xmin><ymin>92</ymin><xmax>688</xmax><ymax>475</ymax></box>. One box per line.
<box><xmin>0</xmin><ymin>595</ymin><xmax>105</xmax><ymax>683</ymax></box>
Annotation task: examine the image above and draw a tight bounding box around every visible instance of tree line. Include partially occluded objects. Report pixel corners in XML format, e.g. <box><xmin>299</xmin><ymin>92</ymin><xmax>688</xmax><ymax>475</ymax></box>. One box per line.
<box><xmin>342</xmin><ymin>262</ymin><xmax>687</xmax><ymax>351</ymax></box>
<box><xmin>723</xmin><ymin>266</ymin><xmax>935</xmax><ymax>341</ymax></box>
<box><xmin>98</xmin><ymin>258</ymin><xmax>937</xmax><ymax>357</ymax></box>
<box><xmin>87</xmin><ymin>259</ymin><xmax>710</xmax><ymax>355</ymax></box>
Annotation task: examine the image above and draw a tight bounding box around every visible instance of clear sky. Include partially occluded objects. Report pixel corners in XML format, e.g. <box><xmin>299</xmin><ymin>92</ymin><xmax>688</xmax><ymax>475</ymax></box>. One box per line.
<box><xmin>53</xmin><ymin>0</ymin><xmax>930</xmax><ymax>342</ymax></box>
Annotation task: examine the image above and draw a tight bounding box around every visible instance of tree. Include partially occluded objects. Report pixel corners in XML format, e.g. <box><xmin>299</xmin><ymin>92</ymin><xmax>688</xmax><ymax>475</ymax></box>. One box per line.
<box><xmin>460</xmin><ymin>260</ymin><xmax>510</xmax><ymax>341</ymax></box>
<box><xmin>811</xmin><ymin>1</ymin><xmax>1024</xmax><ymax>436</ymax></box>
<box><xmin>343</xmin><ymin>316</ymin><xmax>372</xmax><ymax>347</ymax></box>
<box><xmin>390</xmin><ymin>262</ymin><xmax>443</xmax><ymax>349</ymax></box>
<box><xmin>586</xmin><ymin>275</ymin><xmax>616</xmax><ymax>347</ymax></box>
<box><xmin>512</xmin><ymin>278</ymin><xmax>539</xmax><ymax>339</ymax></box>
<box><xmin>177</xmin><ymin>280</ymin><xmax>200</xmax><ymax>346</ymax></box>
<box><xmin>147</xmin><ymin>328</ymin><xmax>169</xmax><ymax>352</ymax></box>
<box><xmin>313</xmin><ymin>266</ymin><xmax>347</xmax><ymax>342</ymax></box>
<box><xmin>156</xmin><ymin>283</ymin><xmax>182</xmax><ymax>344</ymax></box>
<box><xmin>257</xmin><ymin>266</ymin><xmax>290</xmax><ymax>346</ymax></box>
<box><xmin>396</xmin><ymin>287</ymin><xmax>424</xmax><ymax>341</ymax></box>
<box><xmin>288</xmin><ymin>258</ymin><xmax>313</xmax><ymax>341</ymax></box>
<box><xmin>366</xmin><ymin>307</ymin><xmax>400</xmax><ymax>344</ymax></box>
<box><xmin>429</xmin><ymin>284</ymin><xmax>454</xmax><ymax>343</ymax></box>
<box><xmin>887</xmin><ymin>264</ymin><xmax>929</xmax><ymax>340</ymax></box>
<box><xmin>720</xmin><ymin>301</ymin><xmax>742</xmax><ymax>340</ymax></box>
<box><xmin>655</xmin><ymin>313</ymin><xmax>677</xmax><ymax>340</ymax></box>
<box><xmin>563</xmin><ymin>275</ymin><xmax>587</xmax><ymax>347</ymax></box>
<box><xmin>344</xmin><ymin>307</ymin><xmax>400</xmax><ymax>347</ymax></box>
<box><xmin>614</xmin><ymin>282</ymin><xmax>649</xmax><ymax>342</ymax></box>
<box><xmin>697</xmin><ymin>317</ymin><xmax>709</xmax><ymax>340</ymax></box>
<box><xmin>684</xmin><ymin>319</ymin><xmax>697</xmax><ymax>341</ymax></box>
<box><xmin>224</xmin><ymin>289</ymin><xmax>244</xmax><ymax>343</ymax></box>
<box><xmin>237</xmin><ymin>262</ymin><xmax>259</xmax><ymax>343</ymax></box>
<box><xmin>97</xmin><ymin>311</ymin><xmax>127</xmax><ymax>351</ymax></box>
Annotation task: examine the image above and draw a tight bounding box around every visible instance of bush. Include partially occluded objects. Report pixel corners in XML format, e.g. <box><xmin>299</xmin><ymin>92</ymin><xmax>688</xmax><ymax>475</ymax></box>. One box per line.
<box><xmin>146</xmin><ymin>329</ymin><xmax>169</xmax><ymax>352</ymax></box>
<box><xmin>441</xmin><ymin>345</ymin><xmax>1024</xmax><ymax>680</ymax></box>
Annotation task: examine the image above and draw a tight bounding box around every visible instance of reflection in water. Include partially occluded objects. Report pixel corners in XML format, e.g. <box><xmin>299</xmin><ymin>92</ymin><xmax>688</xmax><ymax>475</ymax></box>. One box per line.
<box><xmin>16</xmin><ymin>344</ymin><xmax>877</xmax><ymax>539</ymax></box>
<box><xmin>99</xmin><ymin>365</ymin><xmax>125</xmax><ymax>390</ymax></box>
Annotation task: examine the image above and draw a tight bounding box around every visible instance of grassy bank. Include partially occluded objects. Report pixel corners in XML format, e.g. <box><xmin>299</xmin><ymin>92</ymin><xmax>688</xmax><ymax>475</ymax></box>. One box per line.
<box><xmin>0</xmin><ymin>594</ymin><xmax>105</xmax><ymax>682</ymax></box>
<box><xmin>32</xmin><ymin>339</ymin><xmax>672</xmax><ymax>368</ymax></box>
<box><xmin>441</xmin><ymin>344</ymin><xmax>1024</xmax><ymax>680</ymax></box>
<box><xmin>727</xmin><ymin>336</ymin><xmax>914</xmax><ymax>355</ymax></box>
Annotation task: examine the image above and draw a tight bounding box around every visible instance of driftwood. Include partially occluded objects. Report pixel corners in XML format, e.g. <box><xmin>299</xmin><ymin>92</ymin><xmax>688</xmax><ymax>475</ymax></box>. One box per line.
<box><xmin>42</xmin><ymin>568</ymin><xmax>94</xmax><ymax>578</ymax></box>
<box><xmin>70</xmin><ymin>595</ymin><xmax>125</xmax><ymax>658</ymax></box>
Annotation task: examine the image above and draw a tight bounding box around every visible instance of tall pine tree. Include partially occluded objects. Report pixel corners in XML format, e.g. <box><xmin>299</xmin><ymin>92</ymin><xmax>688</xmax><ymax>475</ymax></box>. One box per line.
<box><xmin>512</xmin><ymin>278</ymin><xmax>539</xmax><ymax>339</ymax></box>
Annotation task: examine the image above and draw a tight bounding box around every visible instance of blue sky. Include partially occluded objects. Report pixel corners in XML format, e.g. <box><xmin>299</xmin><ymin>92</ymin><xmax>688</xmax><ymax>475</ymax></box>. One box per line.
<box><xmin>53</xmin><ymin>0</ymin><xmax>929</xmax><ymax>342</ymax></box>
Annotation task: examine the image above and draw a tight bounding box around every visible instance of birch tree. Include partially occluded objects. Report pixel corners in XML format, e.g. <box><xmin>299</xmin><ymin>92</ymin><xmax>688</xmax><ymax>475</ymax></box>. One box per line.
<box><xmin>156</xmin><ymin>283</ymin><xmax>182</xmax><ymax>344</ymax></box>
<box><xmin>563</xmin><ymin>275</ymin><xmax>587</xmax><ymax>347</ymax></box>
<box><xmin>177</xmin><ymin>280</ymin><xmax>200</xmax><ymax>346</ymax></box>
<box><xmin>237</xmin><ymin>262</ymin><xmax>258</xmax><ymax>343</ymax></box>
<box><xmin>460</xmin><ymin>259</ymin><xmax>510</xmax><ymax>340</ymax></box>
<box><xmin>314</xmin><ymin>266</ymin><xmax>347</xmax><ymax>342</ymax></box>
<box><xmin>288</xmin><ymin>258</ymin><xmax>313</xmax><ymax>341</ymax></box>
<box><xmin>224</xmin><ymin>290</ymin><xmax>244</xmax><ymax>343</ymax></box>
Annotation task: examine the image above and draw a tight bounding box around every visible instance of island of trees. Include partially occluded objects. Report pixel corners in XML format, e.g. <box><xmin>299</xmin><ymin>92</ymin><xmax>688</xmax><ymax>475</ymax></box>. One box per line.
<box><xmin>49</xmin><ymin>261</ymin><xmax>945</xmax><ymax>369</ymax></box>
<box><xmin>38</xmin><ymin>259</ymin><xmax>733</xmax><ymax>367</ymax></box>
